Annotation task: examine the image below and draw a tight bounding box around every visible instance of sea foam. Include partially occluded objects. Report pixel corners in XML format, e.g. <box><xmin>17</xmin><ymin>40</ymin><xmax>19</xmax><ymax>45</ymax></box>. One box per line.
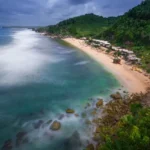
<box><xmin>0</xmin><ymin>29</ymin><xmax>60</xmax><ymax>86</ymax></box>
<box><xmin>74</xmin><ymin>60</ymin><xmax>90</xmax><ymax>66</ymax></box>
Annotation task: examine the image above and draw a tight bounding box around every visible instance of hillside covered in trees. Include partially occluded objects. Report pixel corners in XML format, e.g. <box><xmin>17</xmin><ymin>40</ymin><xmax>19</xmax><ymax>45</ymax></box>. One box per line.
<box><xmin>98</xmin><ymin>0</ymin><xmax>150</xmax><ymax>72</ymax></box>
<box><xmin>37</xmin><ymin>14</ymin><xmax>118</xmax><ymax>37</ymax></box>
<box><xmin>37</xmin><ymin>0</ymin><xmax>150</xmax><ymax>72</ymax></box>
<box><xmin>86</xmin><ymin>90</ymin><xmax>150</xmax><ymax>150</ymax></box>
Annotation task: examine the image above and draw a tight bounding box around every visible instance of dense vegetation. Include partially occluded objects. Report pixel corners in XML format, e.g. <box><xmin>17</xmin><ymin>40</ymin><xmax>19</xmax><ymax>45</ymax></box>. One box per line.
<box><xmin>37</xmin><ymin>0</ymin><xmax>150</xmax><ymax>72</ymax></box>
<box><xmin>86</xmin><ymin>91</ymin><xmax>150</xmax><ymax>150</ymax></box>
<box><xmin>98</xmin><ymin>0</ymin><xmax>150</xmax><ymax>72</ymax></box>
<box><xmin>37</xmin><ymin>14</ymin><xmax>117</xmax><ymax>37</ymax></box>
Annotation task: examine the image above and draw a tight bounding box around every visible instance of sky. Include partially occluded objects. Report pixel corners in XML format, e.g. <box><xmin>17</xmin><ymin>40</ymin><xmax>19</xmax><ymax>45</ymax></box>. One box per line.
<box><xmin>0</xmin><ymin>0</ymin><xmax>143</xmax><ymax>26</ymax></box>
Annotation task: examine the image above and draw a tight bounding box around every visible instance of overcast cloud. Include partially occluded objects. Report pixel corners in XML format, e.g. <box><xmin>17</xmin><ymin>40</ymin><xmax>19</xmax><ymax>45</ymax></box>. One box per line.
<box><xmin>0</xmin><ymin>0</ymin><xmax>143</xmax><ymax>26</ymax></box>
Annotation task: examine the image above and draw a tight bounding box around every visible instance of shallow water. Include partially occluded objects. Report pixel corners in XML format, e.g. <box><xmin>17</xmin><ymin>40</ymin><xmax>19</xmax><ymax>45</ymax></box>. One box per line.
<box><xmin>0</xmin><ymin>28</ymin><xmax>120</xmax><ymax>149</ymax></box>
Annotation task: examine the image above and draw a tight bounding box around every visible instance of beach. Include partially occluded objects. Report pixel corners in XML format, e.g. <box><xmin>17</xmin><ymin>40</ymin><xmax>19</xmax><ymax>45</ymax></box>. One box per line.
<box><xmin>0</xmin><ymin>29</ymin><xmax>122</xmax><ymax>150</ymax></box>
<box><xmin>63</xmin><ymin>38</ymin><xmax>150</xmax><ymax>94</ymax></box>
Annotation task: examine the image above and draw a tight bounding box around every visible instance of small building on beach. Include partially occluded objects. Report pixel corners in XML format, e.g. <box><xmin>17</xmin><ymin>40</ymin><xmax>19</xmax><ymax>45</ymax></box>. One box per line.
<box><xmin>92</xmin><ymin>39</ymin><xmax>111</xmax><ymax>48</ymax></box>
<box><xmin>91</xmin><ymin>43</ymin><xmax>101</xmax><ymax>48</ymax></box>
<box><xmin>80</xmin><ymin>37</ymin><xmax>87</xmax><ymax>40</ymax></box>
<box><xmin>112</xmin><ymin>46</ymin><xmax>121</xmax><ymax>51</ymax></box>
<box><xmin>113</xmin><ymin>57</ymin><xmax>121</xmax><ymax>64</ymax></box>
<box><xmin>120</xmin><ymin>49</ymin><xmax>134</xmax><ymax>55</ymax></box>
<box><xmin>127</xmin><ymin>55</ymin><xmax>141</xmax><ymax>64</ymax></box>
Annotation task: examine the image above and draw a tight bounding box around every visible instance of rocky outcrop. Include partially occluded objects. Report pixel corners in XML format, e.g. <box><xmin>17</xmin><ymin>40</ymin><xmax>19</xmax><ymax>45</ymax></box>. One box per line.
<box><xmin>58</xmin><ymin>114</ymin><xmax>65</xmax><ymax>120</ymax></box>
<box><xmin>86</xmin><ymin>144</ymin><xmax>95</xmax><ymax>150</ymax></box>
<box><xmin>16</xmin><ymin>132</ymin><xmax>27</xmax><ymax>147</ymax></box>
<box><xmin>66</xmin><ymin>109</ymin><xmax>75</xmax><ymax>114</ymax></box>
<box><xmin>33</xmin><ymin>120</ymin><xmax>44</xmax><ymax>129</ymax></box>
<box><xmin>50</xmin><ymin>121</ymin><xmax>61</xmax><ymax>131</ymax></box>
<box><xmin>110</xmin><ymin>92</ymin><xmax>122</xmax><ymax>100</ymax></box>
<box><xmin>63</xmin><ymin>131</ymin><xmax>82</xmax><ymax>150</ymax></box>
<box><xmin>96</xmin><ymin>99</ymin><xmax>103</xmax><ymax>108</ymax></box>
<box><xmin>75</xmin><ymin>114</ymin><xmax>79</xmax><ymax>117</ymax></box>
<box><xmin>1</xmin><ymin>139</ymin><xmax>13</xmax><ymax>150</ymax></box>
<box><xmin>46</xmin><ymin>120</ymin><xmax>52</xmax><ymax>125</ymax></box>
<box><xmin>93</xmin><ymin>133</ymin><xmax>101</xmax><ymax>141</ymax></box>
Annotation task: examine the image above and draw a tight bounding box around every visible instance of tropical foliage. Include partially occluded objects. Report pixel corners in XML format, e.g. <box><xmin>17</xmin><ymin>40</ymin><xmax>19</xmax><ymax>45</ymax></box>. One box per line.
<box><xmin>37</xmin><ymin>13</ymin><xmax>117</xmax><ymax>37</ymax></box>
<box><xmin>98</xmin><ymin>0</ymin><xmax>150</xmax><ymax>72</ymax></box>
<box><xmin>36</xmin><ymin>0</ymin><xmax>150</xmax><ymax>72</ymax></box>
<box><xmin>87</xmin><ymin>91</ymin><xmax>150</xmax><ymax>150</ymax></box>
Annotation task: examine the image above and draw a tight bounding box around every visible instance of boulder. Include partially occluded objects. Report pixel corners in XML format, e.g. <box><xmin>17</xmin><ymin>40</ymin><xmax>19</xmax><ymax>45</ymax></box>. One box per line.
<box><xmin>46</xmin><ymin>120</ymin><xmax>52</xmax><ymax>125</ymax></box>
<box><xmin>75</xmin><ymin>114</ymin><xmax>79</xmax><ymax>117</ymax></box>
<box><xmin>58</xmin><ymin>114</ymin><xmax>65</xmax><ymax>120</ymax></box>
<box><xmin>66</xmin><ymin>109</ymin><xmax>75</xmax><ymax>114</ymax></box>
<box><xmin>16</xmin><ymin>132</ymin><xmax>27</xmax><ymax>147</ymax></box>
<box><xmin>92</xmin><ymin>119</ymin><xmax>99</xmax><ymax>124</ymax></box>
<box><xmin>110</xmin><ymin>92</ymin><xmax>122</xmax><ymax>100</ymax></box>
<box><xmin>95</xmin><ymin>127</ymin><xmax>101</xmax><ymax>133</ymax></box>
<box><xmin>2</xmin><ymin>139</ymin><xmax>13</xmax><ymax>150</ymax></box>
<box><xmin>63</xmin><ymin>131</ymin><xmax>82</xmax><ymax>150</ymax></box>
<box><xmin>33</xmin><ymin>120</ymin><xmax>44</xmax><ymax>129</ymax></box>
<box><xmin>86</xmin><ymin>144</ymin><xmax>95</xmax><ymax>150</ymax></box>
<box><xmin>50</xmin><ymin>121</ymin><xmax>61</xmax><ymax>131</ymax></box>
<box><xmin>81</xmin><ymin>112</ymin><xmax>87</xmax><ymax>118</ymax></box>
<box><xmin>85</xmin><ymin>119</ymin><xmax>92</xmax><ymax>125</ymax></box>
<box><xmin>93</xmin><ymin>133</ymin><xmax>101</xmax><ymax>141</ymax></box>
<box><xmin>91</xmin><ymin>110</ymin><xmax>97</xmax><ymax>116</ymax></box>
<box><xmin>96</xmin><ymin>99</ymin><xmax>103</xmax><ymax>108</ymax></box>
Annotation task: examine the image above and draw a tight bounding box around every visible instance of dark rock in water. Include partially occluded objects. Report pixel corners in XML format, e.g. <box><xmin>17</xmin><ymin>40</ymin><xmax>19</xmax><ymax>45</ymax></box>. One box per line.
<box><xmin>110</xmin><ymin>92</ymin><xmax>122</xmax><ymax>100</ymax></box>
<box><xmin>91</xmin><ymin>110</ymin><xmax>97</xmax><ymax>116</ymax></box>
<box><xmin>63</xmin><ymin>131</ymin><xmax>82</xmax><ymax>150</ymax></box>
<box><xmin>85</xmin><ymin>119</ymin><xmax>92</xmax><ymax>125</ymax></box>
<box><xmin>1</xmin><ymin>139</ymin><xmax>13</xmax><ymax>150</ymax></box>
<box><xmin>86</xmin><ymin>144</ymin><xmax>95</xmax><ymax>150</ymax></box>
<box><xmin>87</xmin><ymin>103</ymin><xmax>91</xmax><ymax>107</ymax></box>
<box><xmin>33</xmin><ymin>120</ymin><xmax>44</xmax><ymax>129</ymax></box>
<box><xmin>50</xmin><ymin>121</ymin><xmax>61</xmax><ymax>131</ymax></box>
<box><xmin>93</xmin><ymin>133</ymin><xmax>100</xmax><ymax>141</ymax></box>
<box><xmin>88</xmin><ymin>97</ymin><xmax>94</xmax><ymax>101</ymax></box>
<box><xmin>58</xmin><ymin>114</ymin><xmax>65</xmax><ymax>120</ymax></box>
<box><xmin>39</xmin><ymin>109</ymin><xmax>45</xmax><ymax>115</ymax></box>
<box><xmin>42</xmin><ymin>120</ymin><xmax>52</xmax><ymax>128</ymax></box>
<box><xmin>81</xmin><ymin>112</ymin><xmax>87</xmax><ymax>118</ymax></box>
<box><xmin>75</xmin><ymin>114</ymin><xmax>79</xmax><ymax>117</ymax></box>
<box><xmin>16</xmin><ymin>132</ymin><xmax>27</xmax><ymax>147</ymax></box>
<box><xmin>46</xmin><ymin>120</ymin><xmax>52</xmax><ymax>125</ymax></box>
<box><xmin>66</xmin><ymin>108</ymin><xmax>75</xmax><ymax>114</ymax></box>
<box><xmin>96</xmin><ymin>99</ymin><xmax>103</xmax><ymax>108</ymax></box>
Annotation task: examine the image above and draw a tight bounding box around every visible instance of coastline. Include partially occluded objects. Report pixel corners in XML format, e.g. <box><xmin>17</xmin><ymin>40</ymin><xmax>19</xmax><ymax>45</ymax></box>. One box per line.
<box><xmin>63</xmin><ymin>38</ymin><xmax>150</xmax><ymax>94</ymax></box>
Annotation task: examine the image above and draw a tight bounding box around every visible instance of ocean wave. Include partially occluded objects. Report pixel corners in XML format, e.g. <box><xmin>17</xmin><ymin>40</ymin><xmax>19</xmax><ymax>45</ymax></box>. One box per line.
<box><xmin>59</xmin><ymin>50</ymin><xmax>75</xmax><ymax>54</ymax></box>
<box><xmin>0</xmin><ymin>29</ymin><xmax>63</xmax><ymax>86</ymax></box>
<box><xmin>74</xmin><ymin>60</ymin><xmax>90</xmax><ymax>66</ymax></box>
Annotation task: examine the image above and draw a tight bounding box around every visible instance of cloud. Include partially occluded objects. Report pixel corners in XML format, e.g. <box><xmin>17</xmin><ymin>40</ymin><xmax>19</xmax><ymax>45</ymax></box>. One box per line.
<box><xmin>0</xmin><ymin>0</ymin><xmax>143</xmax><ymax>26</ymax></box>
<box><xmin>68</xmin><ymin>0</ymin><xmax>91</xmax><ymax>5</ymax></box>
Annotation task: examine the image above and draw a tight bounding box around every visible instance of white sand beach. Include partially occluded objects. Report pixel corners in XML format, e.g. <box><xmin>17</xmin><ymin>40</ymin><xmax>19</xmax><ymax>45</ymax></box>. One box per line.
<box><xmin>63</xmin><ymin>38</ymin><xmax>150</xmax><ymax>93</ymax></box>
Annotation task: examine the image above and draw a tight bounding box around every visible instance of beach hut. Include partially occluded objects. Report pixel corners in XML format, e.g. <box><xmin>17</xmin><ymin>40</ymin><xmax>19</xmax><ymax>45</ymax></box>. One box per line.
<box><xmin>81</xmin><ymin>37</ymin><xmax>87</xmax><ymax>40</ymax></box>
<box><xmin>113</xmin><ymin>57</ymin><xmax>121</xmax><ymax>64</ymax></box>
<box><xmin>92</xmin><ymin>39</ymin><xmax>111</xmax><ymax>48</ymax></box>
<box><xmin>127</xmin><ymin>55</ymin><xmax>141</xmax><ymax>64</ymax></box>
<box><xmin>120</xmin><ymin>49</ymin><xmax>134</xmax><ymax>60</ymax></box>
<box><xmin>112</xmin><ymin>46</ymin><xmax>120</xmax><ymax>51</ymax></box>
<box><xmin>91</xmin><ymin>43</ymin><xmax>101</xmax><ymax>48</ymax></box>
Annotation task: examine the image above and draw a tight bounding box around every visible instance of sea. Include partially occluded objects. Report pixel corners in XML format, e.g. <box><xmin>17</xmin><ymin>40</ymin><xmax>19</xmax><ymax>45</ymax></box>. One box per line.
<box><xmin>0</xmin><ymin>28</ymin><xmax>120</xmax><ymax>150</ymax></box>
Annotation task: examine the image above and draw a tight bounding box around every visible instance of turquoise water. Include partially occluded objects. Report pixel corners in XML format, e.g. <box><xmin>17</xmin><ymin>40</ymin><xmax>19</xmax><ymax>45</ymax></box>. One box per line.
<box><xmin>0</xmin><ymin>28</ymin><xmax>120</xmax><ymax>150</ymax></box>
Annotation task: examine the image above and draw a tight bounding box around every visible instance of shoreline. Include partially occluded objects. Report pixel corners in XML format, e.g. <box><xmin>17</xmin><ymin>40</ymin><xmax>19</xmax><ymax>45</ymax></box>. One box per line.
<box><xmin>63</xmin><ymin>38</ymin><xmax>150</xmax><ymax>94</ymax></box>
